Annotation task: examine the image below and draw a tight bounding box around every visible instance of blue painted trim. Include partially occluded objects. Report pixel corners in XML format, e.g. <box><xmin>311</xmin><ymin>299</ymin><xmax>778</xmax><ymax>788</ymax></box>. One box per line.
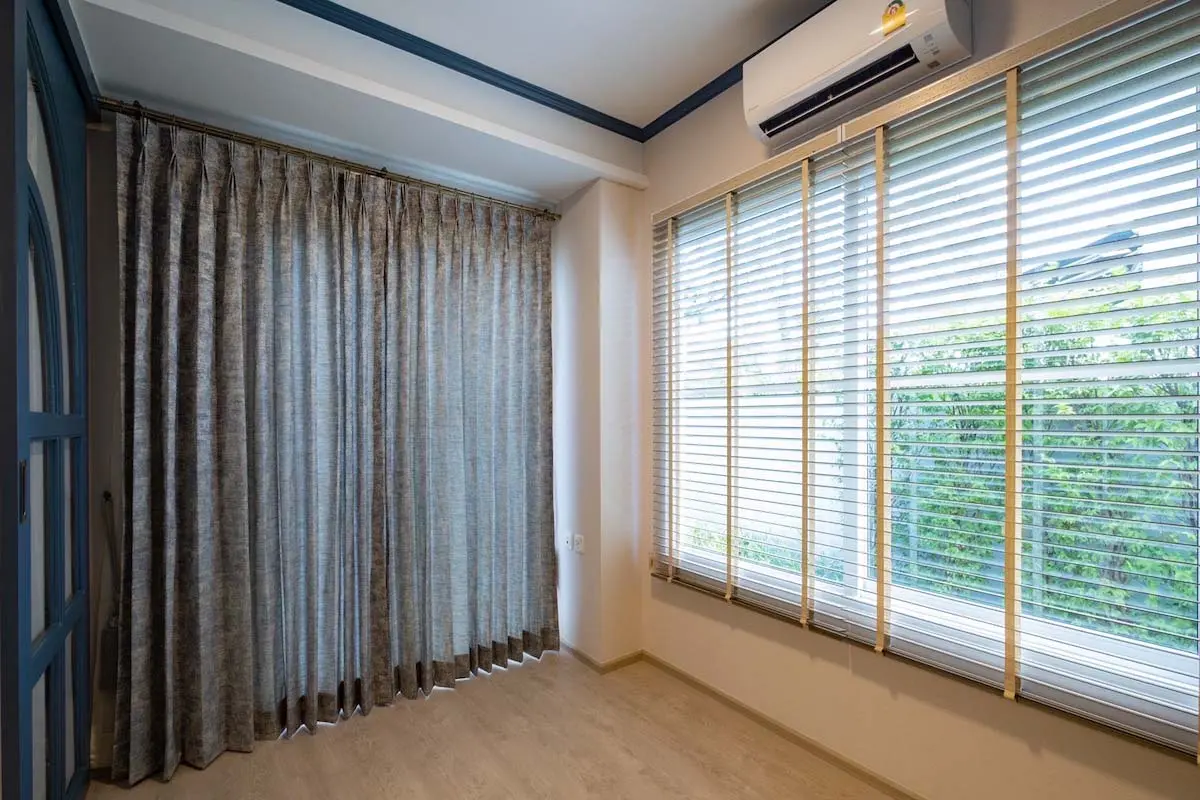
<box><xmin>274</xmin><ymin>0</ymin><xmax>646</xmax><ymax>141</ymax></box>
<box><xmin>4</xmin><ymin>2</ymin><xmax>91</xmax><ymax>797</ymax></box>
<box><xmin>70</xmin><ymin>42</ymin><xmax>89</xmax><ymax>780</ymax></box>
<box><xmin>72</xmin><ymin>436</ymin><xmax>90</xmax><ymax>791</ymax></box>
<box><xmin>30</xmin><ymin>594</ymin><xmax>86</xmax><ymax>679</ymax></box>
<box><xmin>27</xmin><ymin>192</ymin><xmax>69</xmax><ymax>797</ymax></box>
<box><xmin>26</xmin><ymin>412</ymin><xmax>85</xmax><ymax>438</ymax></box>
<box><xmin>28</xmin><ymin>175</ymin><xmax>65</xmax><ymax>413</ymax></box>
<box><xmin>3</xmin><ymin>0</ymin><xmax>36</xmax><ymax>788</ymax></box>
<box><xmin>28</xmin><ymin>6</ymin><xmax>87</xmax><ymax>397</ymax></box>
<box><xmin>271</xmin><ymin>0</ymin><xmax>841</xmax><ymax>143</ymax></box>
<box><xmin>43</xmin><ymin>0</ymin><xmax>98</xmax><ymax>118</ymax></box>
<box><xmin>48</xmin><ymin>613</ymin><xmax>66</xmax><ymax>798</ymax></box>
<box><xmin>642</xmin><ymin>63</ymin><xmax>742</xmax><ymax>141</ymax></box>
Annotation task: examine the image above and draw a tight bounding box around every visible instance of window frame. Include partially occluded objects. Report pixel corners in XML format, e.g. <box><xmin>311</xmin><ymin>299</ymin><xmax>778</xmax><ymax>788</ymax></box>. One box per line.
<box><xmin>674</xmin><ymin>539</ymin><xmax>1197</xmax><ymax>745</ymax></box>
<box><xmin>650</xmin><ymin>0</ymin><xmax>1200</xmax><ymax>758</ymax></box>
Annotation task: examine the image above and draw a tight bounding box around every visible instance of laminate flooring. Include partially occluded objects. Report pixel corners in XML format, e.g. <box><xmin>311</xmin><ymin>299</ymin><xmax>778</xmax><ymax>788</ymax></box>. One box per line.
<box><xmin>88</xmin><ymin>651</ymin><xmax>897</xmax><ymax>799</ymax></box>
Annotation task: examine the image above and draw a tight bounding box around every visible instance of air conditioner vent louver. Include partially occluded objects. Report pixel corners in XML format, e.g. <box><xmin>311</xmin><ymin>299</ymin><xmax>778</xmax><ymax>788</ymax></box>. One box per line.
<box><xmin>758</xmin><ymin>45</ymin><xmax>919</xmax><ymax>139</ymax></box>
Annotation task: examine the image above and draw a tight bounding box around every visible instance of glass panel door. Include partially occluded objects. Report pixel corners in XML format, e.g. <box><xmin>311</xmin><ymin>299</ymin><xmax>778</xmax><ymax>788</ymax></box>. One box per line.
<box><xmin>2</xmin><ymin>1</ymin><xmax>90</xmax><ymax>798</ymax></box>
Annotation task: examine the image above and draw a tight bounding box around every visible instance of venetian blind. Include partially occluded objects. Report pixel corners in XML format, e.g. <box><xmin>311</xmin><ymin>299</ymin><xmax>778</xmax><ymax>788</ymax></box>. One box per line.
<box><xmin>653</xmin><ymin>198</ymin><xmax>731</xmax><ymax>591</ymax></box>
<box><xmin>1013</xmin><ymin>0</ymin><xmax>1200</xmax><ymax>749</ymax></box>
<box><xmin>651</xmin><ymin>0</ymin><xmax>1200</xmax><ymax>756</ymax></box>
<box><xmin>807</xmin><ymin>137</ymin><xmax>878</xmax><ymax>642</ymax></box>
<box><xmin>730</xmin><ymin>164</ymin><xmax>806</xmax><ymax>612</ymax></box>
<box><xmin>880</xmin><ymin>77</ymin><xmax>1011</xmax><ymax>685</ymax></box>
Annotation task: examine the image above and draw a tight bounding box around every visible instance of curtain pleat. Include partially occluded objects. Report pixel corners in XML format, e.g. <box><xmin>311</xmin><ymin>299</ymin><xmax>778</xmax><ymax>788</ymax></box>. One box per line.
<box><xmin>112</xmin><ymin>115</ymin><xmax>558</xmax><ymax>785</ymax></box>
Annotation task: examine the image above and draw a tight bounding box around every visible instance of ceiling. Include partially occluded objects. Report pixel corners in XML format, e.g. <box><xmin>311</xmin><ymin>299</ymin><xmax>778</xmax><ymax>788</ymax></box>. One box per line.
<box><xmin>72</xmin><ymin>0</ymin><xmax>817</xmax><ymax>204</ymax></box>
<box><xmin>329</xmin><ymin>0</ymin><xmax>827</xmax><ymax>127</ymax></box>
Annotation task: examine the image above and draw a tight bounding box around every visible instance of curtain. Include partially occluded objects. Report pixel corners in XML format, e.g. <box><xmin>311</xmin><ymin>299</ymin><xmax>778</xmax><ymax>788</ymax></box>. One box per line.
<box><xmin>111</xmin><ymin>114</ymin><xmax>558</xmax><ymax>785</ymax></box>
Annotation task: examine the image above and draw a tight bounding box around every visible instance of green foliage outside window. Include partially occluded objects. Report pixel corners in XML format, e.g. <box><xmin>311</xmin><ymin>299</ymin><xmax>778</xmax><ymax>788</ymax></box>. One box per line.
<box><xmin>678</xmin><ymin>244</ymin><xmax>1199</xmax><ymax>654</ymax></box>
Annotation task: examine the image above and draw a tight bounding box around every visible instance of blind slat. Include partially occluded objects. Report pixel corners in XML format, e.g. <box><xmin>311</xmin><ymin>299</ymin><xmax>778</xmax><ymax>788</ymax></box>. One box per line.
<box><xmin>653</xmin><ymin>0</ymin><xmax>1200</xmax><ymax>757</ymax></box>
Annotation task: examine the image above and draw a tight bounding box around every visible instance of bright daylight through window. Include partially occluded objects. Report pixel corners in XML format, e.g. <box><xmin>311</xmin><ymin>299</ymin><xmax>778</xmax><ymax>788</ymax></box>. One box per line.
<box><xmin>652</xmin><ymin>0</ymin><xmax>1200</xmax><ymax>754</ymax></box>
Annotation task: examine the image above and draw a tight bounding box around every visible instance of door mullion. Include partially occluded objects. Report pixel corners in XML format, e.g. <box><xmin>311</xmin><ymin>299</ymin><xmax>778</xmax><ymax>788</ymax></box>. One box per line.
<box><xmin>47</xmin><ymin>654</ymin><xmax>65</xmax><ymax>798</ymax></box>
<box><xmin>46</xmin><ymin>438</ymin><xmax>63</xmax><ymax>633</ymax></box>
<box><xmin>71</xmin><ymin>436</ymin><xmax>89</xmax><ymax>788</ymax></box>
<box><xmin>30</xmin><ymin>593</ymin><xmax>85</xmax><ymax>678</ymax></box>
<box><xmin>2</xmin><ymin>460</ymin><xmax>35</xmax><ymax>799</ymax></box>
<box><xmin>46</xmin><ymin>437</ymin><xmax>66</xmax><ymax>798</ymax></box>
<box><xmin>27</xmin><ymin>411</ymin><xmax>85</xmax><ymax>438</ymax></box>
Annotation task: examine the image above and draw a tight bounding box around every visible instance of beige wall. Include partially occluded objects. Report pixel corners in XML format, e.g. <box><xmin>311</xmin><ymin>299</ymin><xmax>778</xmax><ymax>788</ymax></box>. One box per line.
<box><xmin>596</xmin><ymin>180</ymin><xmax>647</xmax><ymax>661</ymax></box>
<box><xmin>646</xmin><ymin>584</ymin><xmax>1197</xmax><ymax>800</ymax></box>
<box><xmin>553</xmin><ymin>182</ymin><xmax>604</xmax><ymax>658</ymax></box>
<box><xmin>554</xmin><ymin>179</ymin><xmax>646</xmax><ymax>665</ymax></box>
<box><xmin>636</xmin><ymin>1</ymin><xmax>1199</xmax><ymax>798</ymax></box>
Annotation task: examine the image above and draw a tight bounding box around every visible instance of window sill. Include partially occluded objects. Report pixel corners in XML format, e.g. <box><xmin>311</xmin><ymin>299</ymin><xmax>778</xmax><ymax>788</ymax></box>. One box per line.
<box><xmin>651</xmin><ymin>553</ymin><xmax>1199</xmax><ymax>756</ymax></box>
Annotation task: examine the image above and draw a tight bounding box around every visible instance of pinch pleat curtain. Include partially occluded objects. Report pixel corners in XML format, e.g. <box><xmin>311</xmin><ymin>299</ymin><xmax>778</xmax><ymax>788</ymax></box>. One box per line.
<box><xmin>111</xmin><ymin>114</ymin><xmax>558</xmax><ymax>785</ymax></box>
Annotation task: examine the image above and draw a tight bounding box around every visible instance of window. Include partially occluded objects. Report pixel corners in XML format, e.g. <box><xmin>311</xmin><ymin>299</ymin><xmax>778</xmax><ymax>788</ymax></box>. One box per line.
<box><xmin>651</xmin><ymin>0</ymin><xmax>1200</xmax><ymax>755</ymax></box>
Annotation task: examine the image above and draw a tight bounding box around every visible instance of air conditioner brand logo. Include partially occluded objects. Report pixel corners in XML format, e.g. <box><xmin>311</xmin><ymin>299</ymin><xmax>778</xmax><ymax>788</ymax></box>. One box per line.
<box><xmin>882</xmin><ymin>0</ymin><xmax>907</xmax><ymax>36</ymax></box>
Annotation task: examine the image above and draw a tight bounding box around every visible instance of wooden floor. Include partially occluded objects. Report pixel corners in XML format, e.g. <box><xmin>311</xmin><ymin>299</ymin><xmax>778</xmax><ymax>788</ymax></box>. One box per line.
<box><xmin>89</xmin><ymin>652</ymin><xmax>895</xmax><ymax>799</ymax></box>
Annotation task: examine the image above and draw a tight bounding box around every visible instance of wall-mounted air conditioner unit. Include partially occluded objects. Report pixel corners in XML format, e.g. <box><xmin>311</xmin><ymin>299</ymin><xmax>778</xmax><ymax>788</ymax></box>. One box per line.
<box><xmin>744</xmin><ymin>0</ymin><xmax>972</xmax><ymax>145</ymax></box>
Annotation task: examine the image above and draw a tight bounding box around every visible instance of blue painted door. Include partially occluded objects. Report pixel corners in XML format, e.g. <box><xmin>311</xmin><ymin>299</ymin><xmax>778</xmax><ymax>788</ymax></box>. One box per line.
<box><xmin>2</xmin><ymin>0</ymin><xmax>90</xmax><ymax>798</ymax></box>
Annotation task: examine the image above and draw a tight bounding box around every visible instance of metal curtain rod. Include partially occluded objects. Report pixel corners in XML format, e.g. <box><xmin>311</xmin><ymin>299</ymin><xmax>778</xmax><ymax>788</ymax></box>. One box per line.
<box><xmin>98</xmin><ymin>97</ymin><xmax>562</xmax><ymax>221</ymax></box>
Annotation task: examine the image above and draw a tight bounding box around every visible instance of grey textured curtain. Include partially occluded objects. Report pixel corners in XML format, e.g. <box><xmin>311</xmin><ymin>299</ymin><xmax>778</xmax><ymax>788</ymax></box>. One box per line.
<box><xmin>111</xmin><ymin>114</ymin><xmax>558</xmax><ymax>785</ymax></box>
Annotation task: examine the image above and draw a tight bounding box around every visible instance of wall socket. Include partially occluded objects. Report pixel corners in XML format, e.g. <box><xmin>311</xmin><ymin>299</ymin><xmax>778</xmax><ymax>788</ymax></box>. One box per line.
<box><xmin>572</xmin><ymin>534</ymin><xmax>585</xmax><ymax>554</ymax></box>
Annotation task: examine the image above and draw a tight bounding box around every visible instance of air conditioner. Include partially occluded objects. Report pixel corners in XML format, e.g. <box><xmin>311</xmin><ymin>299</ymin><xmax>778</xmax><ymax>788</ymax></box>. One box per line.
<box><xmin>744</xmin><ymin>0</ymin><xmax>972</xmax><ymax>145</ymax></box>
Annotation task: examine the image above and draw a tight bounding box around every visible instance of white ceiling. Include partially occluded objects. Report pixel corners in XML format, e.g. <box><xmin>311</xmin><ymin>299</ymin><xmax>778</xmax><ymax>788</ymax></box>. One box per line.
<box><xmin>73</xmin><ymin>0</ymin><xmax>817</xmax><ymax>205</ymax></box>
<box><xmin>336</xmin><ymin>0</ymin><xmax>827</xmax><ymax>126</ymax></box>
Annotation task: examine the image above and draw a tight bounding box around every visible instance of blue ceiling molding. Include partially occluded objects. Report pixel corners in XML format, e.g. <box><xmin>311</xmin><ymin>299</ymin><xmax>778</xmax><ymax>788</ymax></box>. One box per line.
<box><xmin>643</xmin><ymin>0</ymin><xmax>837</xmax><ymax>141</ymax></box>
<box><xmin>642</xmin><ymin>63</ymin><xmax>742</xmax><ymax>141</ymax></box>
<box><xmin>272</xmin><ymin>0</ymin><xmax>839</xmax><ymax>144</ymax></box>
<box><xmin>45</xmin><ymin>0</ymin><xmax>100</xmax><ymax>118</ymax></box>
<box><xmin>274</xmin><ymin>0</ymin><xmax>645</xmax><ymax>141</ymax></box>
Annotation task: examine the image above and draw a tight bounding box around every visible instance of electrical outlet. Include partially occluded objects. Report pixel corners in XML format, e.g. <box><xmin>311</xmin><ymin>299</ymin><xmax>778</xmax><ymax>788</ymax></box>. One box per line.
<box><xmin>573</xmin><ymin>534</ymin><xmax>585</xmax><ymax>554</ymax></box>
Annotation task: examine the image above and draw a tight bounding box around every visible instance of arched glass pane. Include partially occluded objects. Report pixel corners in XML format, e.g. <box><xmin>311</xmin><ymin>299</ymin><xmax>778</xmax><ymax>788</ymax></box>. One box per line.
<box><xmin>27</xmin><ymin>246</ymin><xmax>43</xmax><ymax>413</ymax></box>
<box><xmin>26</xmin><ymin>72</ymin><xmax>70</xmax><ymax>414</ymax></box>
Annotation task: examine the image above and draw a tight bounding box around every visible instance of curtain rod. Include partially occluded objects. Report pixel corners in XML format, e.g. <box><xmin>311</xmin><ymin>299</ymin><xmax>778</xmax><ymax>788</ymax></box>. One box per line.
<box><xmin>98</xmin><ymin>97</ymin><xmax>562</xmax><ymax>221</ymax></box>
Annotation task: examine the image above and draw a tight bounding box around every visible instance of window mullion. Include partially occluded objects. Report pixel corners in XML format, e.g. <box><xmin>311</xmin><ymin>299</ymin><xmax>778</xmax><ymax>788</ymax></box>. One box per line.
<box><xmin>725</xmin><ymin>191</ymin><xmax>735</xmax><ymax>602</ymax></box>
<box><xmin>667</xmin><ymin>216</ymin><xmax>677</xmax><ymax>582</ymax></box>
<box><xmin>1004</xmin><ymin>66</ymin><xmax>1022</xmax><ymax>701</ymax></box>
<box><xmin>875</xmin><ymin>125</ymin><xmax>890</xmax><ymax>653</ymax></box>
<box><xmin>801</xmin><ymin>158</ymin><xmax>812</xmax><ymax>626</ymax></box>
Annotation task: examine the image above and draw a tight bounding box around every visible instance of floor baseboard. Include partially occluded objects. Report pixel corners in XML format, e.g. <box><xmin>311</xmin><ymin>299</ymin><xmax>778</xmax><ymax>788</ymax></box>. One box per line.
<box><xmin>637</xmin><ymin>651</ymin><xmax>925</xmax><ymax>800</ymax></box>
<box><xmin>560</xmin><ymin>643</ymin><xmax>645</xmax><ymax>674</ymax></box>
<box><xmin>559</xmin><ymin>643</ymin><xmax>923</xmax><ymax>799</ymax></box>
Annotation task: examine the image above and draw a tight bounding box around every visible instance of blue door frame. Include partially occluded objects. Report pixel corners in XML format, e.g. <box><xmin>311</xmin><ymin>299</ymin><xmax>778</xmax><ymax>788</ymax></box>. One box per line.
<box><xmin>1</xmin><ymin>0</ymin><xmax>93</xmax><ymax>797</ymax></box>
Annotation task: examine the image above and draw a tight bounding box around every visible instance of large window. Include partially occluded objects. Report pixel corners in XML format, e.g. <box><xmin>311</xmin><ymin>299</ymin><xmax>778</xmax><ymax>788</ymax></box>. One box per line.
<box><xmin>652</xmin><ymin>0</ymin><xmax>1200</xmax><ymax>754</ymax></box>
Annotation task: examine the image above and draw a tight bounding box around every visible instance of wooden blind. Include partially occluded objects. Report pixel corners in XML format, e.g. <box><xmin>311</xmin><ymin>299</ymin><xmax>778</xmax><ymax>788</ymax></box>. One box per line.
<box><xmin>651</xmin><ymin>0</ymin><xmax>1200</xmax><ymax>757</ymax></box>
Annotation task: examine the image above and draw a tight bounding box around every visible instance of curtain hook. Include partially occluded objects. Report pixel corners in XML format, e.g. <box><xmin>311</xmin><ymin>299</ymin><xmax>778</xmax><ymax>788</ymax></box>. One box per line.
<box><xmin>167</xmin><ymin>125</ymin><xmax>179</xmax><ymax>170</ymax></box>
<box><xmin>226</xmin><ymin>139</ymin><xmax>238</xmax><ymax>196</ymax></box>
